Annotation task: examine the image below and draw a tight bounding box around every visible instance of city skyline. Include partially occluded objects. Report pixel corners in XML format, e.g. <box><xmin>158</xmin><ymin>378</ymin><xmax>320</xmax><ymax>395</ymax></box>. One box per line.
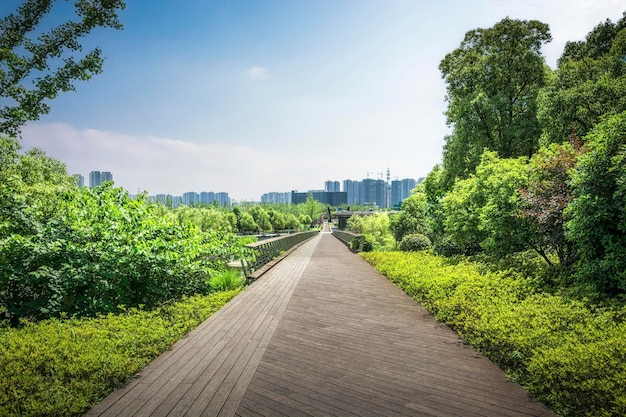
<box><xmin>81</xmin><ymin>169</ymin><xmax>419</xmax><ymax>206</ymax></box>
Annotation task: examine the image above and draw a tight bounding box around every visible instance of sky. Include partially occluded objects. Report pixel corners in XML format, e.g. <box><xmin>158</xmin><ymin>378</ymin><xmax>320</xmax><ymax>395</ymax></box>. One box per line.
<box><xmin>5</xmin><ymin>0</ymin><xmax>625</xmax><ymax>201</ymax></box>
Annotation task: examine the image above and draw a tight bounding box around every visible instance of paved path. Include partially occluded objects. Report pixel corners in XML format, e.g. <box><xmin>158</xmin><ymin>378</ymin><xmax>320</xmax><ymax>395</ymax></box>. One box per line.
<box><xmin>86</xmin><ymin>229</ymin><xmax>556</xmax><ymax>417</ymax></box>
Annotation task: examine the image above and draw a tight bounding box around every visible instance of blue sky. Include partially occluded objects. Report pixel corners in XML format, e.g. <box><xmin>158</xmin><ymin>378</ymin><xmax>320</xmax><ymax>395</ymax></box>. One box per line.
<box><xmin>6</xmin><ymin>0</ymin><xmax>625</xmax><ymax>201</ymax></box>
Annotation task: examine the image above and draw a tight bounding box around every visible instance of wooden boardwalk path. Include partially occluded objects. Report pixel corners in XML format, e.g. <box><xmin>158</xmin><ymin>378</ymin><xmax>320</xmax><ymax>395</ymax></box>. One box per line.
<box><xmin>86</xmin><ymin>228</ymin><xmax>556</xmax><ymax>417</ymax></box>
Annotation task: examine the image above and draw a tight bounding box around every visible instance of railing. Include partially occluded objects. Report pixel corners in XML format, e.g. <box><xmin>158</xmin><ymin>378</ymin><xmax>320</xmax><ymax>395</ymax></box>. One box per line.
<box><xmin>332</xmin><ymin>230</ymin><xmax>365</xmax><ymax>252</ymax></box>
<box><xmin>240</xmin><ymin>230</ymin><xmax>319</xmax><ymax>280</ymax></box>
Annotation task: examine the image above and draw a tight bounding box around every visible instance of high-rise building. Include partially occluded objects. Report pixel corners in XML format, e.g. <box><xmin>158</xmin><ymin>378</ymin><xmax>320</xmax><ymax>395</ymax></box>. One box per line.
<box><xmin>324</xmin><ymin>180</ymin><xmax>340</xmax><ymax>192</ymax></box>
<box><xmin>258</xmin><ymin>171</ymin><xmax>417</xmax><ymax>208</ymax></box>
<box><xmin>182</xmin><ymin>191</ymin><xmax>199</xmax><ymax>206</ymax></box>
<box><xmin>401</xmin><ymin>178</ymin><xmax>417</xmax><ymax>199</ymax></box>
<box><xmin>215</xmin><ymin>192</ymin><xmax>231</xmax><ymax>207</ymax></box>
<box><xmin>375</xmin><ymin>179</ymin><xmax>387</xmax><ymax>208</ymax></box>
<box><xmin>391</xmin><ymin>180</ymin><xmax>403</xmax><ymax>208</ymax></box>
<box><xmin>171</xmin><ymin>196</ymin><xmax>182</xmax><ymax>208</ymax></box>
<box><xmin>342</xmin><ymin>180</ymin><xmax>360</xmax><ymax>206</ymax></box>
<box><xmin>89</xmin><ymin>171</ymin><xmax>113</xmax><ymax>188</ymax></box>
<box><xmin>361</xmin><ymin>178</ymin><xmax>377</xmax><ymax>207</ymax></box>
<box><xmin>89</xmin><ymin>171</ymin><xmax>100</xmax><ymax>188</ymax></box>
<box><xmin>199</xmin><ymin>191</ymin><xmax>215</xmax><ymax>205</ymax></box>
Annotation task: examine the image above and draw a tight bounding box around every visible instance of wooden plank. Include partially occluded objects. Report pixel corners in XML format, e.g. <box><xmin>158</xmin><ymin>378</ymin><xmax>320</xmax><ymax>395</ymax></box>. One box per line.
<box><xmin>235</xmin><ymin>234</ymin><xmax>556</xmax><ymax>417</ymax></box>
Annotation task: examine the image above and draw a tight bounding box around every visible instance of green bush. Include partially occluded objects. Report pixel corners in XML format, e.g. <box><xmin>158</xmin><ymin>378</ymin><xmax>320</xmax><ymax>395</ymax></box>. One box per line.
<box><xmin>362</xmin><ymin>251</ymin><xmax>626</xmax><ymax>417</ymax></box>
<box><xmin>0</xmin><ymin>183</ymin><xmax>247</xmax><ymax>323</ymax></box>
<box><xmin>433</xmin><ymin>235</ymin><xmax>464</xmax><ymax>257</ymax></box>
<box><xmin>399</xmin><ymin>233</ymin><xmax>432</xmax><ymax>251</ymax></box>
<box><xmin>0</xmin><ymin>290</ymin><xmax>240</xmax><ymax>417</ymax></box>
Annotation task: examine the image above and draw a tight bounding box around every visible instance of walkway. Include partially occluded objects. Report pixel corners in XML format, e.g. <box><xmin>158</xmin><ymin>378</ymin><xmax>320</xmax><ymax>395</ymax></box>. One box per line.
<box><xmin>86</xmin><ymin>230</ymin><xmax>556</xmax><ymax>417</ymax></box>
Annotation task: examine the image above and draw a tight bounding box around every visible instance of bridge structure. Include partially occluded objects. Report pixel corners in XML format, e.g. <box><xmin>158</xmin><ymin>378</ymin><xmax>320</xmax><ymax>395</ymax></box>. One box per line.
<box><xmin>86</xmin><ymin>223</ymin><xmax>556</xmax><ymax>417</ymax></box>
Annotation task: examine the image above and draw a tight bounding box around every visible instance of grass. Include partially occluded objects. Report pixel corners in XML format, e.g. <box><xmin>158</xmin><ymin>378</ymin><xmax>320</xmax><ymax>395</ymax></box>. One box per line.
<box><xmin>208</xmin><ymin>268</ymin><xmax>246</xmax><ymax>291</ymax></box>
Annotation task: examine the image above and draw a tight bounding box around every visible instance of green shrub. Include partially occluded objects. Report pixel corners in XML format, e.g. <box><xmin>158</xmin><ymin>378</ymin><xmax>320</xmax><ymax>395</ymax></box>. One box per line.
<box><xmin>362</xmin><ymin>251</ymin><xmax>626</xmax><ymax>417</ymax></box>
<box><xmin>433</xmin><ymin>235</ymin><xmax>464</xmax><ymax>257</ymax></box>
<box><xmin>0</xmin><ymin>290</ymin><xmax>239</xmax><ymax>417</ymax></box>
<box><xmin>399</xmin><ymin>233</ymin><xmax>432</xmax><ymax>251</ymax></box>
<box><xmin>0</xmin><ymin>184</ymin><xmax>247</xmax><ymax>323</ymax></box>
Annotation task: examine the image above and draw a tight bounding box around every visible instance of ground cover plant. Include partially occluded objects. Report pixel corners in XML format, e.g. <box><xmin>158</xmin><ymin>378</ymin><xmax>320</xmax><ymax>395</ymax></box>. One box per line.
<box><xmin>363</xmin><ymin>251</ymin><xmax>626</xmax><ymax>417</ymax></box>
<box><xmin>0</xmin><ymin>290</ymin><xmax>240</xmax><ymax>417</ymax></box>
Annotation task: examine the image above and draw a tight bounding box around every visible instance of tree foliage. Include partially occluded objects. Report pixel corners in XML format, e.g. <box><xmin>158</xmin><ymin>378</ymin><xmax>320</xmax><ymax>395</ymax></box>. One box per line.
<box><xmin>0</xmin><ymin>0</ymin><xmax>125</xmax><ymax>136</ymax></box>
<box><xmin>248</xmin><ymin>205</ymin><xmax>272</xmax><ymax>232</ymax></box>
<box><xmin>519</xmin><ymin>135</ymin><xmax>585</xmax><ymax>269</ymax></box>
<box><xmin>389</xmin><ymin>190</ymin><xmax>430</xmax><ymax>243</ymax></box>
<box><xmin>302</xmin><ymin>193</ymin><xmax>324</xmax><ymax>224</ymax></box>
<box><xmin>168</xmin><ymin>205</ymin><xmax>236</xmax><ymax>233</ymax></box>
<box><xmin>538</xmin><ymin>13</ymin><xmax>626</xmax><ymax>145</ymax></box>
<box><xmin>439</xmin><ymin>18</ymin><xmax>551</xmax><ymax>183</ymax></box>
<box><xmin>566</xmin><ymin>111</ymin><xmax>626</xmax><ymax>295</ymax></box>
<box><xmin>442</xmin><ymin>151</ymin><xmax>530</xmax><ymax>256</ymax></box>
<box><xmin>347</xmin><ymin>213</ymin><xmax>395</xmax><ymax>251</ymax></box>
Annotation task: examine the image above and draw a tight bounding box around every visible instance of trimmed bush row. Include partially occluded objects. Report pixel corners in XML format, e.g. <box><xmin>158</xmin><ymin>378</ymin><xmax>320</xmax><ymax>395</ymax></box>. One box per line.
<box><xmin>362</xmin><ymin>251</ymin><xmax>626</xmax><ymax>417</ymax></box>
<box><xmin>0</xmin><ymin>290</ymin><xmax>240</xmax><ymax>417</ymax></box>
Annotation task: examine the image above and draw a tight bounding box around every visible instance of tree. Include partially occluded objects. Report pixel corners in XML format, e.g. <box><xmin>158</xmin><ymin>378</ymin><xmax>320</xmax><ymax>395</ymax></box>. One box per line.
<box><xmin>298</xmin><ymin>214</ymin><xmax>312</xmax><ymax>228</ymax></box>
<box><xmin>238</xmin><ymin>212</ymin><xmax>258</xmax><ymax>233</ymax></box>
<box><xmin>266</xmin><ymin>209</ymin><xmax>285</xmax><ymax>231</ymax></box>
<box><xmin>284</xmin><ymin>213</ymin><xmax>300</xmax><ymax>231</ymax></box>
<box><xmin>439</xmin><ymin>18</ymin><xmax>551</xmax><ymax>182</ymax></box>
<box><xmin>0</xmin><ymin>136</ymin><xmax>75</xmax><ymax>237</ymax></box>
<box><xmin>346</xmin><ymin>213</ymin><xmax>394</xmax><ymax>251</ymax></box>
<box><xmin>419</xmin><ymin>165</ymin><xmax>448</xmax><ymax>241</ymax></box>
<box><xmin>565</xmin><ymin>111</ymin><xmax>626</xmax><ymax>295</ymax></box>
<box><xmin>300</xmin><ymin>193</ymin><xmax>323</xmax><ymax>223</ymax></box>
<box><xmin>389</xmin><ymin>190</ymin><xmax>430</xmax><ymax>244</ymax></box>
<box><xmin>537</xmin><ymin>13</ymin><xmax>626</xmax><ymax>146</ymax></box>
<box><xmin>248</xmin><ymin>205</ymin><xmax>272</xmax><ymax>232</ymax></box>
<box><xmin>519</xmin><ymin>136</ymin><xmax>584</xmax><ymax>269</ymax></box>
<box><xmin>0</xmin><ymin>0</ymin><xmax>126</xmax><ymax>136</ymax></box>
<box><xmin>442</xmin><ymin>151</ymin><xmax>530</xmax><ymax>256</ymax></box>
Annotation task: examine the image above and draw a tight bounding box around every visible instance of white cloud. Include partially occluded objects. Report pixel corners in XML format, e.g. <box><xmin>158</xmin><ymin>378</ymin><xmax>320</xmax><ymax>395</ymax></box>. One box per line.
<box><xmin>243</xmin><ymin>66</ymin><xmax>268</xmax><ymax>79</ymax></box>
<box><xmin>18</xmin><ymin>123</ymin><xmax>294</xmax><ymax>201</ymax></box>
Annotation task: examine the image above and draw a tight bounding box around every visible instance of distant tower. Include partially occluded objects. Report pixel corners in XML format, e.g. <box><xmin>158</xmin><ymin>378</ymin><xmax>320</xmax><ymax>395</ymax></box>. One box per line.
<box><xmin>89</xmin><ymin>171</ymin><xmax>113</xmax><ymax>188</ymax></box>
<box><xmin>101</xmin><ymin>171</ymin><xmax>113</xmax><ymax>183</ymax></box>
<box><xmin>325</xmin><ymin>180</ymin><xmax>340</xmax><ymax>192</ymax></box>
<box><xmin>89</xmin><ymin>171</ymin><xmax>101</xmax><ymax>188</ymax></box>
<box><xmin>386</xmin><ymin>167</ymin><xmax>391</xmax><ymax>209</ymax></box>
